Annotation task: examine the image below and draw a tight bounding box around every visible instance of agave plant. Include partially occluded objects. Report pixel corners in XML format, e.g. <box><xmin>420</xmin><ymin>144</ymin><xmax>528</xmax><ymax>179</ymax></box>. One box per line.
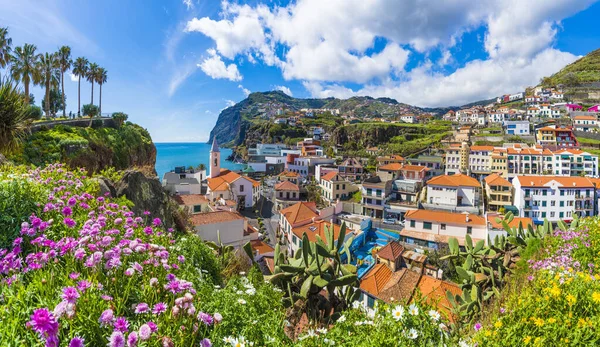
<box><xmin>266</xmin><ymin>222</ymin><xmax>359</xmax><ymax>332</ymax></box>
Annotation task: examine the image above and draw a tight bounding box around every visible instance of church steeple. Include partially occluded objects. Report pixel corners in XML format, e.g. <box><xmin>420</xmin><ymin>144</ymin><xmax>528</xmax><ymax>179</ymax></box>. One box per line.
<box><xmin>209</xmin><ymin>138</ymin><xmax>221</xmax><ymax>178</ymax></box>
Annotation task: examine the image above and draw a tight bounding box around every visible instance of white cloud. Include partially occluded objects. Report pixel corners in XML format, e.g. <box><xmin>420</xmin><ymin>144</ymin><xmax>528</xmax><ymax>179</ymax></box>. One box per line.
<box><xmin>274</xmin><ymin>85</ymin><xmax>293</xmax><ymax>96</ymax></box>
<box><xmin>225</xmin><ymin>99</ymin><xmax>236</xmax><ymax>107</ymax></box>
<box><xmin>186</xmin><ymin>0</ymin><xmax>595</xmax><ymax>106</ymax></box>
<box><xmin>238</xmin><ymin>84</ymin><xmax>251</xmax><ymax>97</ymax></box>
<box><xmin>168</xmin><ymin>63</ymin><xmax>197</xmax><ymax>97</ymax></box>
<box><xmin>69</xmin><ymin>73</ymin><xmax>79</xmax><ymax>82</ymax></box>
<box><xmin>198</xmin><ymin>49</ymin><xmax>242</xmax><ymax>81</ymax></box>
<box><xmin>183</xmin><ymin>0</ymin><xmax>193</xmax><ymax>10</ymax></box>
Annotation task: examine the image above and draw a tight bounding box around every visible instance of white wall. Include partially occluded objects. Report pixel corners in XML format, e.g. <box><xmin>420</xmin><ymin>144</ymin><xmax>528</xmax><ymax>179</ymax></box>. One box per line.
<box><xmin>194</xmin><ymin>219</ymin><xmax>247</xmax><ymax>247</ymax></box>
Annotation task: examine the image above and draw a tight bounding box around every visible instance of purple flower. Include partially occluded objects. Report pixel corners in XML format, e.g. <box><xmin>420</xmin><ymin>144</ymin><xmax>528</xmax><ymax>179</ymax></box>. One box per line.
<box><xmin>213</xmin><ymin>312</ymin><xmax>222</xmax><ymax>324</ymax></box>
<box><xmin>99</xmin><ymin>309</ymin><xmax>114</xmax><ymax>326</ymax></box>
<box><xmin>114</xmin><ymin>218</ymin><xmax>123</xmax><ymax>225</ymax></box>
<box><xmin>64</xmin><ymin>218</ymin><xmax>76</xmax><ymax>228</ymax></box>
<box><xmin>200</xmin><ymin>338</ymin><xmax>212</xmax><ymax>347</ymax></box>
<box><xmin>177</xmin><ymin>255</ymin><xmax>185</xmax><ymax>263</ymax></box>
<box><xmin>69</xmin><ymin>272</ymin><xmax>80</xmax><ymax>280</ymax></box>
<box><xmin>143</xmin><ymin>211</ymin><xmax>151</xmax><ymax>215</ymax></box>
<box><xmin>152</xmin><ymin>218</ymin><xmax>162</xmax><ymax>227</ymax></box>
<box><xmin>500</xmin><ymin>307</ymin><xmax>506</xmax><ymax>314</ymax></box>
<box><xmin>69</xmin><ymin>336</ymin><xmax>85</xmax><ymax>347</ymax></box>
<box><xmin>62</xmin><ymin>206</ymin><xmax>73</xmax><ymax>216</ymax></box>
<box><xmin>114</xmin><ymin>317</ymin><xmax>129</xmax><ymax>332</ymax></box>
<box><xmin>28</xmin><ymin>308</ymin><xmax>59</xmax><ymax>346</ymax></box>
<box><xmin>143</xmin><ymin>227</ymin><xmax>153</xmax><ymax>235</ymax></box>
<box><xmin>147</xmin><ymin>321</ymin><xmax>158</xmax><ymax>332</ymax></box>
<box><xmin>138</xmin><ymin>324</ymin><xmax>152</xmax><ymax>341</ymax></box>
<box><xmin>134</xmin><ymin>303</ymin><xmax>149</xmax><ymax>314</ymax></box>
<box><xmin>61</xmin><ymin>286</ymin><xmax>80</xmax><ymax>304</ymax></box>
<box><xmin>77</xmin><ymin>280</ymin><xmax>92</xmax><ymax>292</ymax></box>
<box><xmin>152</xmin><ymin>302</ymin><xmax>167</xmax><ymax>315</ymax></box>
<box><xmin>127</xmin><ymin>332</ymin><xmax>138</xmax><ymax>347</ymax></box>
<box><xmin>108</xmin><ymin>331</ymin><xmax>125</xmax><ymax>347</ymax></box>
<box><xmin>198</xmin><ymin>312</ymin><xmax>213</xmax><ymax>326</ymax></box>
<box><xmin>474</xmin><ymin>322</ymin><xmax>482</xmax><ymax>331</ymax></box>
<box><xmin>68</xmin><ymin>197</ymin><xmax>77</xmax><ymax>206</ymax></box>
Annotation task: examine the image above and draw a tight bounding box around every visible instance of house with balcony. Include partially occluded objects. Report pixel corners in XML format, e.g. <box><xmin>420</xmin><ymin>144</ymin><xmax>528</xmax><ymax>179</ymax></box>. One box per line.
<box><xmin>424</xmin><ymin>174</ymin><xmax>481</xmax><ymax>215</ymax></box>
<box><xmin>361</xmin><ymin>177</ymin><xmax>393</xmax><ymax>219</ymax></box>
<box><xmin>484</xmin><ymin>173</ymin><xmax>513</xmax><ymax>212</ymax></box>
<box><xmin>190</xmin><ymin>211</ymin><xmax>257</xmax><ymax>249</ymax></box>
<box><xmin>162</xmin><ymin>166</ymin><xmax>205</xmax><ymax>195</ymax></box>
<box><xmin>408</xmin><ymin>155</ymin><xmax>444</xmax><ymax>178</ymax></box>
<box><xmin>536</xmin><ymin>126</ymin><xmax>579</xmax><ymax>149</ymax></box>
<box><xmin>503</xmin><ymin>120</ymin><xmax>530</xmax><ymax>135</ymax></box>
<box><xmin>338</xmin><ymin>157</ymin><xmax>365</xmax><ymax>182</ymax></box>
<box><xmin>490</xmin><ymin>149</ymin><xmax>508</xmax><ymax>178</ymax></box>
<box><xmin>319</xmin><ymin>171</ymin><xmax>357</xmax><ymax>205</ymax></box>
<box><xmin>573</xmin><ymin>115</ymin><xmax>598</xmax><ymax>132</ymax></box>
<box><xmin>279</xmin><ymin>201</ymin><xmax>320</xmax><ymax>255</ymax></box>
<box><xmin>377</xmin><ymin>155</ymin><xmax>405</xmax><ymax>167</ymax></box>
<box><xmin>400</xmin><ymin>209</ymin><xmax>487</xmax><ymax>249</ymax></box>
<box><xmin>551</xmin><ymin>149</ymin><xmax>599</xmax><ymax>177</ymax></box>
<box><xmin>468</xmin><ymin>146</ymin><xmax>494</xmax><ymax>177</ymax></box>
<box><xmin>513</xmin><ymin>176</ymin><xmax>595</xmax><ymax>224</ymax></box>
<box><xmin>172</xmin><ymin>194</ymin><xmax>209</xmax><ymax>214</ymax></box>
<box><xmin>506</xmin><ymin>146</ymin><xmax>554</xmax><ymax>178</ymax></box>
<box><xmin>274</xmin><ymin>181</ymin><xmax>300</xmax><ymax>210</ymax></box>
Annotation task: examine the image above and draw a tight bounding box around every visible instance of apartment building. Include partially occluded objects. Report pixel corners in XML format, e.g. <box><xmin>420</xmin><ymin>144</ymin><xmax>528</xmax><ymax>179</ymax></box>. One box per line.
<box><xmin>400</xmin><ymin>209</ymin><xmax>487</xmax><ymax>249</ymax></box>
<box><xmin>484</xmin><ymin>173</ymin><xmax>513</xmax><ymax>212</ymax></box>
<box><xmin>338</xmin><ymin>157</ymin><xmax>365</xmax><ymax>182</ymax></box>
<box><xmin>274</xmin><ymin>180</ymin><xmax>300</xmax><ymax>210</ymax></box>
<box><xmin>361</xmin><ymin>177</ymin><xmax>393</xmax><ymax>219</ymax></box>
<box><xmin>377</xmin><ymin>155</ymin><xmax>405</xmax><ymax>166</ymax></box>
<box><xmin>319</xmin><ymin>171</ymin><xmax>357</xmax><ymax>205</ymax></box>
<box><xmin>504</xmin><ymin>121</ymin><xmax>530</xmax><ymax>135</ymax></box>
<box><xmin>552</xmin><ymin>149</ymin><xmax>599</xmax><ymax>176</ymax></box>
<box><xmin>536</xmin><ymin>126</ymin><xmax>579</xmax><ymax>149</ymax></box>
<box><xmin>490</xmin><ymin>148</ymin><xmax>509</xmax><ymax>177</ymax></box>
<box><xmin>513</xmin><ymin>176</ymin><xmax>595</xmax><ymax>224</ymax></box>
<box><xmin>573</xmin><ymin>115</ymin><xmax>598</xmax><ymax>132</ymax></box>
<box><xmin>424</xmin><ymin>174</ymin><xmax>481</xmax><ymax>214</ymax></box>
<box><xmin>279</xmin><ymin>202</ymin><xmax>320</xmax><ymax>255</ymax></box>
<box><xmin>287</xmin><ymin>156</ymin><xmax>336</xmax><ymax>177</ymax></box>
<box><xmin>444</xmin><ymin>143</ymin><xmax>469</xmax><ymax>175</ymax></box>
<box><xmin>408</xmin><ymin>155</ymin><xmax>444</xmax><ymax>178</ymax></box>
<box><xmin>468</xmin><ymin>146</ymin><xmax>494</xmax><ymax>176</ymax></box>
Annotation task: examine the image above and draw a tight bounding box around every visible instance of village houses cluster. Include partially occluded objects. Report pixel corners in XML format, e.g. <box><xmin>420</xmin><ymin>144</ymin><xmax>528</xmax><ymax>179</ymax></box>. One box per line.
<box><xmin>160</xmin><ymin>84</ymin><xmax>600</xmax><ymax>314</ymax></box>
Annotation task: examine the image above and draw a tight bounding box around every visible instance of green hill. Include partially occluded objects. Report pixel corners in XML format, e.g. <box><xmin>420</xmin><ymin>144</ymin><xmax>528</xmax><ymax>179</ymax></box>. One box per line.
<box><xmin>542</xmin><ymin>48</ymin><xmax>600</xmax><ymax>85</ymax></box>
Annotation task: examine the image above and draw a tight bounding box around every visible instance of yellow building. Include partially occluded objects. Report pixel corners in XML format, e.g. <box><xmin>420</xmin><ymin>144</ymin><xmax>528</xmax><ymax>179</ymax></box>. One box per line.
<box><xmin>484</xmin><ymin>173</ymin><xmax>513</xmax><ymax>212</ymax></box>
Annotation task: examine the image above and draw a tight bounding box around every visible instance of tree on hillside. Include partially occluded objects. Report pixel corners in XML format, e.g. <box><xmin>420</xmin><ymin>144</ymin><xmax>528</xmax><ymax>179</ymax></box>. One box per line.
<box><xmin>96</xmin><ymin>67</ymin><xmax>107</xmax><ymax>115</ymax></box>
<box><xmin>9</xmin><ymin>44</ymin><xmax>41</xmax><ymax>105</ymax></box>
<box><xmin>562</xmin><ymin>72</ymin><xmax>580</xmax><ymax>87</ymax></box>
<box><xmin>82</xmin><ymin>104</ymin><xmax>99</xmax><ymax>119</ymax></box>
<box><xmin>86</xmin><ymin>62</ymin><xmax>99</xmax><ymax>106</ymax></box>
<box><xmin>111</xmin><ymin>111</ymin><xmax>128</xmax><ymax>127</ymax></box>
<box><xmin>540</xmin><ymin>76</ymin><xmax>553</xmax><ymax>87</ymax></box>
<box><xmin>72</xmin><ymin>57</ymin><xmax>88</xmax><ymax>116</ymax></box>
<box><xmin>0</xmin><ymin>78</ymin><xmax>31</xmax><ymax>154</ymax></box>
<box><xmin>57</xmin><ymin>46</ymin><xmax>72</xmax><ymax>118</ymax></box>
<box><xmin>41</xmin><ymin>89</ymin><xmax>66</xmax><ymax>117</ymax></box>
<box><xmin>0</xmin><ymin>27</ymin><xmax>12</xmax><ymax>71</ymax></box>
<box><xmin>37</xmin><ymin>52</ymin><xmax>60</xmax><ymax>118</ymax></box>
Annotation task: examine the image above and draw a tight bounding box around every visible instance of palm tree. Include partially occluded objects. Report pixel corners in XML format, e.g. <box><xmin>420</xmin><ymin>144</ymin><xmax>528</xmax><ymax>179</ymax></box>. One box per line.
<box><xmin>57</xmin><ymin>46</ymin><xmax>71</xmax><ymax>118</ymax></box>
<box><xmin>0</xmin><ymin>27</ymin><xmax>12</xmax><ymax>71</ymax></box>
<box><xmin>86</xmin><ymin>62</ymin><xmax>99</xmax><ymax>105</ymax></box>
<box><xmin>72</xmin><ymin>57</ymin><xmax>88</xmax><ymax>116</ymax></box>
<box><xmin>0</xmin><ymin>77</ymin><xmax>31</xmax><ymax>154</ymax></box>
<box><xmin>96</xmin><ymin>67</ymin><xmax>107</xmax><ymax>115</ymax></box>
<box><xmin>9</xmin><ymin>44</ymin><xmax>41</xmax><ymax>105</ymax></box>
<box><xmin>37</xmin><ymin>52</ymin><xmax>60</xmax><ymax>117</ymax></box>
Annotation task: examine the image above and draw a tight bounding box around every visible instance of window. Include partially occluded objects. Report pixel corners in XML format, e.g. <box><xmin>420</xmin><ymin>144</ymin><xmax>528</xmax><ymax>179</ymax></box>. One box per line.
<box><xmin>467</xmin><ymin>227</ymin><xmax>472</xmax><ymax>235</ymax></box>
<box><xmin>542</xmin><ymin>190</ymin><xmax>547</xmax><ymax>196</ymax></box>
<box><xmin>292</xmin><ymin>235</ymin><xmax>298</xmax><ymax>244</ymax></box>
<box><xmin>542</xmin><ymin>212</ymin><xmax>546</xmax><ymax>218</ymax></box>
<box><xmin>542</xmin><ymin>201</ymin><xmax>546</xmax><ymax>207</ymax></box>
<box><xmin>193</xmin><ymin>205</ymin><xmax>201</xmax><ymax>213</ymax></box>
<box><xmin>560</xmin><ymin>212</ymin><xmax>564</xmax><ymax>218</ymax></box>
<box><xmin>410</xmin><ymin>220</ymin><xmax>416</xmax><ymax>228</ymax></box>
<box><xmin>367</xmin><ymin>295</ymin><xmax>375</xmax><ymax>308</ymax></box>
<box><xmin>560</xmin><ymin>201</ymin><xmax>564</xmax><ymax>207</ymax></box>
<box><xmin>441</xmin><ymin>224</ymin><xmax>446</xmax><ymax>230</ymax></box>
<box><xmin>560</xmin><ymin>190</ymin><xmax>565</xmax><ymax>196</ymax></box>
<box><xmin>423</xmin><ymin>222</ymin><xmax>432</xmax><ymax>230</ymax></box>
<box><xmin>239</xmin><ymin>185</ymin><xmax>244</xmax><ymax>192</ymax></box>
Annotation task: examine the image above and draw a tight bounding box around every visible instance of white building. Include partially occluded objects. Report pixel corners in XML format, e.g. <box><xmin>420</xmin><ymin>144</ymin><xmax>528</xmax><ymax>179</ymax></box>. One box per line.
<box><xmin>191</xmin><ymin>211</ymin><xmax>257</xmax><ymax>248</ymax></box>
<box><xmin>573</xmin><ymin>115</ymin><xmax>598</xmax><ymax>132</ymax></box>
<box><xmin>400</xmin><ymin>115</ymin><xmax>416</xmax><ymax>123</ymax></box>
<box><xmin>162</xmin><ymin>168</ymin><xmax>204</xmax><ymax>195</ymax></box>
<box><xmin>504</xmin><ymin>121</ymin><xmax>530</xmax><ymax>136</ymax></box>
<box><xmin>400</xmin><ymin>209</ymin><xmax>487</xmax><ymax>248</ymax></box>
<box><xmin>513</xmin><ymin>176</ymin><xmax>595</xmax><ymax>224</ymax></box>
<box><xmin>425</xmin><ymin>174</ymin><xmax>481</xmax><ymax>214</ymax></box>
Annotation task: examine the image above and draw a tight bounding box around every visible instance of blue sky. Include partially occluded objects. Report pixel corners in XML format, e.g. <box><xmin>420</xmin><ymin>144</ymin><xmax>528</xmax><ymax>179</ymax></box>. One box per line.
<box><xmin>1</xmin><ymin>0</ymin><xmax>599</xmax><ymax>142</ymax></box>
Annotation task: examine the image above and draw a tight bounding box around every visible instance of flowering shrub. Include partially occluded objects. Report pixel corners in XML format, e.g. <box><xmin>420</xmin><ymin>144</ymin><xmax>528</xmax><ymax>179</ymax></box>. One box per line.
<box><xmin>0</xmin><ymin>164</ymin><xmax>285</xmax><ymax>346</ymax></box>
<box><xmin>472</xmin><ymin>219</ymin><xmax>600</xmax><ymax>346</ymax></box>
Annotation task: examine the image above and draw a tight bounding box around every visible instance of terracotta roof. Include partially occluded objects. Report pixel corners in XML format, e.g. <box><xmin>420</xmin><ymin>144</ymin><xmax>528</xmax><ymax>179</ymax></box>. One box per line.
<box><xmin>487</xmin><ymin>214</ymin><xmax>533</xmax><ymax>230</ymax></box>
<box><xmin>514</xmin><ymin>175</ymin><xmax>594</xmax><ymax>188</ymax></box>
<box><xmin>377</xmin><ymin>269</ymin><xmax>421</xmax><ymax>304</ymax></box>
<box><xmin>360</xmin><ymin>263</ymin><xmax>393</xmax><ymax>296</ymax></box>
<box><xmin>404</xmin><ymin>209</ymin><xmax>486</xmax><ymax>226</ymax></box>
<box><xmin>574</xmin><ymin>115</ymin><xmax>597</xmax><ymax>121</ymax></box>
<box><xmin>401</xmin><ymin>165</ymin><xmax>428</xmax><ymax>172</ymax></box>
<box><xmin>172</xmin><ymin>194</ymin><xmax>208</xmax><ymax>206</ymax></box>
<box><xmin>427</xmin><ymin>173</ymin><xmax>480</xmax><ymax>188</ymax></box>
<box><xmin>378</xmin><ymin>163</ymin><xmax>403</xmax><ymax>171</ymax></box>
<box><xmin>470</xmin><ymin>146</ymin><xmax>494</xmax><ymax>151</ymax></box>
<box><xmin>206</xmin><ymin>170</ymin><xmax>240</xmax><ymax>191</ymax></box>
<box><xmin>320</xmin><ymin>171</ymin><xmax>339</xmax><ymax>182</ymax></box>
<box><xmin>554</xmin><ymin>149</ymin><xmax>586</xmax><ymax>155</ymax></box>
<box><xmin>278</xmin><ymin>171</ymin><xmax>299</xmax><ymax>178</ymax></box>
<box><xmin>190</xmin><ymin>211</ymin><xmax>245</xmax><ymax>226</ymax></box>
<box><xmin>484</xmin><ymin>173</ymin><xmax>511</xmax><ymax>187</ymax></box>
<box><xmin>274</xmin><ymin>180</ymin><xmax>299</xmax><ymax>191</ymax></box>
<box><xmin>246</xmin><ymin>176</ymin><xmax>261</xmax><ymax>187</ymax></box>
<box><xmin>292</xmin><ymin>220</ymin><xmax>342</xmax><ymax>242</ymax></box>
<box><xmin>340</xmin><ymin>158</ymin><xmax>363</xmax><ymax>168</ymax></box>
<box><xmin>414</xmin><ymin>276</ymin><xmax>462</xmax><ymax>322</ymax></box>
<box><xmin>376</xmin><ymin>241</ymin><xmax>404</xmax><ymax>261</ymax></box>
<box><xmin>378</xmin><ymin>155</ymin><xmax>404</xmax><ymax>161</ymax></box>
<box><xmin>589</xmin><ymin>177</ymin><xmax>600</xmax><ymax>188</ymax></box>
<box><xmin>250</xmin><ymin>239</ymin><xmax>274</xmax><ymax>255</ymax></box>
<box><xmin>280</xmin><ymin>201</ymin><xmax>319</xmax><ymax>225</ymax></box>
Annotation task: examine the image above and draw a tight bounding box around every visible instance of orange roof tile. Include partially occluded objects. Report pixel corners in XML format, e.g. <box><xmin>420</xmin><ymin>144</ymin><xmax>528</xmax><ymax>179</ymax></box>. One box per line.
<box><xmin>206</xmin><ymin>170</ymin><xmax>241</xmax><ymax>191</ymax></box>
<box><xmin>574</xmin><ymin>115</ymin><xmax>597</xmax><ymax>121</ymax></box>
<box><xmin>514</xmin><ymin>176</ymin><xmax>594</xmax><ymax>188</ymax></box>
<box><xmin>280</xmin><ymin>201</ymin><xmax>319</xmax><ymax>225</ymax></box>
<box><xmin>378</xmin><ymin>163</ymin><xmax>403</xmax><ymax>171</ymax></box>
<box><xmin>320</xmin><ymin>171</ymin><xmax>339</xmax><ymax>182</ymax></box>
<box><xmin>274</xmin><ymin>181</ymin><xmax>299</xmax><ymax>191</ymax></box>
<box><xmin>484</xmin><ymin>173</ymin><xmax>511</xmax><ymax>187</ymax></box>
<box><xmin>190</xmin><ymin>211</ymin><xmax>245</xmax><ymax>226</ymax></box>
<box><xmin>405</xmin><ymin>209</ymin><xmax>486</xmax><ymax>226</ymax></box>
<box><xmin>172</xmin><ymin>194</ymin><xmax>208</xmax><ymax>206</ymax></box>
<box><xmin>360</xmin><ymin>263</ymin><xmax>393</xmax><ymax>296</ymax></box>
<box><xmin>278</xmin><ymin>171</ymin><xmax>299</xmax><ymax>178</ymax></box>
<box><xmin>487</xmin><ymin>214</ymin><xmax>533</xmax><ymax>230</ymax></box>
<box><xmin>427</xmin><ymin>173</ymin><xmax>480</xmax><ymax>188</ymax></box>
<box><xmin>250</xmin><ymin>239</ymin><xmax>274</xmax><ymax>255</ymax></box>
<box><xmin>376</xmin><ymin>241</ymin><xmax>404</xmax><ymax>262</ymax></box>
<box><xmin>414</xmin><ymin>276</ymin><xmax>462</xmax><ymax>322</ymax></box>
<box><xmin>401</xmin><ymin>165</ymin><xmax>428</xmax><ymax>172</ymax></box>
<box><xmin>292</xmin><ymin>220</ymin><xmax>342</xmax><ymax>243</ymax></box>
<box><xmin>470</xmin><ymin>146</ymin><xmax>495</xmax><ymax>151</ymax></box>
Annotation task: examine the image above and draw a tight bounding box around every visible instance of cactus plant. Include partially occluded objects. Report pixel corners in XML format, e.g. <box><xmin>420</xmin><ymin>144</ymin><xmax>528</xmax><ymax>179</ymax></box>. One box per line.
<box><xmin>266</xmin><ymin>222</ymin><xmax>360</xmax><ymax>329</ymax></box>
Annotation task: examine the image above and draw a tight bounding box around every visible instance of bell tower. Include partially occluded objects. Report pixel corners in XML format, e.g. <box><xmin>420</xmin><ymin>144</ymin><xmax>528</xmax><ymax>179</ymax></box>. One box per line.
<box><xmin>209</xmin><ymin>138</ymin><xmax>221</xmax><ymax>178</ymax></box>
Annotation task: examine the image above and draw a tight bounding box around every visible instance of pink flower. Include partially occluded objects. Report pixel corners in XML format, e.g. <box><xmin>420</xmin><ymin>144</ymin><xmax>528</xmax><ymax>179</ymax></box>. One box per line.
<box><xmin>114</xmin><ymin>317</ymin><xmax>129</xmax><ymax>332</ymax></box>
<box><xmin>69</xmin><ymin>337</ymin><xmax>85</xmax><ymax>347</ymax></box>
<box><xmin>99</xmin><ymin>309</ymin><xmax>114</xmax><ymax>326</ymax></box>
<box><xmin>127</xmin><ymin>332</ymin><xmax>138</xmax><ymax>347</ymax></box>
<box><xmin>62</xmin><ymin>206</ymin><xmax>73</xmax><ymax>216</ymax></box>
<box><xmin>138</xmin><ymin>324</ymin><xmax>152</xmax><ymax>341</ymax></box>
<box><xmin>213</xmin><ymin>312</ymin><xmax>222</xmax><ymax>324</ymax></box>
<box><xmin>64</xmin><ymin>218</ymin><xmax>76</xmax><ymax>228</ymax></box>
<box><xmin>61</xmin><ymin>286</ymin><xmax>80</xmax><ymax>304</ymax></box>
<box><xmin>152</xmin><ymin>302</ymin><xmax>167</xmax><ymax>315</ymax></box>
<box><xmin>134</xmin><ymin>303</ymin><xmax>149</xmax><ymax>314</ymax></box>
<box><xmin>28</xmin><ymin>308</ymin><xmax>59</xmax><ymax>347</ymax></box>
<box><xmin>108</xmin><ymin>331</ymin><xmax>125</xmax><ymax>347</ymax></box>
<box><xmin>152</xmin><ymin>218</ymin><xmax>162</xmax><ymax>227</ymax></box>
<box><xmin>474</xmin><ymin>322</ymin><xmax>482</xmax><ymax>331</ymax></box>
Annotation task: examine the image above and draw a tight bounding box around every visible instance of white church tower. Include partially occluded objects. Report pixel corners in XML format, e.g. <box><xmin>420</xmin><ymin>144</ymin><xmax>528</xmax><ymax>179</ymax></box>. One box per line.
<box><xmin>209</xmin><ymin>138</ymin><xmax>221</xmax><ymax>178</ymax></box>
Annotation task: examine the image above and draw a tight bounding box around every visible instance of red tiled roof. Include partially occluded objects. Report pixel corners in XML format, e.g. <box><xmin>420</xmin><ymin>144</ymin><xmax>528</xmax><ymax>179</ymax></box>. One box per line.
<box><xmin>376</xmin><ymin>241</ymin><xmax>404</xmax><ymax>261</ymax></box>
<box><xmin>405</xmin><ymin>209</ymin><xmax>486</xmax><ymax>226</ymax></box>
<box><xmin>360</xmin><ymin>263</ymin><xmax>393</xmax><ymax>296</ymax></box>
<box><xmin>514</xmin><ymin>176</ymin><xmax>594</xmax><ymax>188</ymax></box>
<box><xmin>274</xmin><ymin>180</ymin><xmax>299</xmax><ymax>191</ymax></box>
<box><xmin>280</xmin><ymin>201</ymin><xmax>318</xmax><ymax>225</ymax></box>
<box><xmin>292</xmin><ymin>220</ymin><xmax>341</xmax><ymax>242</ymax></box>
<box><xmin>484</xmin><ymin>173</ymin><xmax>511</xmax><ymax>187</ymax></box>
<box><xmin>190</xmin><ymin>211</ymin><xmax>245</xmax><ymax>226</ymax></box>
<box><xmin>427</xmin><ymin>173</ymin><xmax>480</xmax><ymax>188</ymax></box>
<box><xmin>487</xmin><ymin>214</ymin><xmax>533</xmax><ymax>230</ymax></box>
<box><xmin>172</xmin><ymin>194</ymin><xmax>208</xmax><ymax>206</ymax></box>
<box><xmin>414</xmin><ymin>276</ymin><xmax>462</xmax><ymax>322</ymax></box>
<box><xmin>320</xmin><ymin>171</ymin><xmax>339</xmax><ymax>182</ymax></box>
<box><xmin>250</xmin><ymin>239</ymin><xmax>274</xmax><ymax>255</ymax></box>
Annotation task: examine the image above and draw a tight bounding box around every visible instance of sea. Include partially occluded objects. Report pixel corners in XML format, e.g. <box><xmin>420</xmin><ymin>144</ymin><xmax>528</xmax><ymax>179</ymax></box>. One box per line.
<box><xmin>154</xmin><ymin>143</ymin><xmax>244</xmax><ymax>179</ymax></box>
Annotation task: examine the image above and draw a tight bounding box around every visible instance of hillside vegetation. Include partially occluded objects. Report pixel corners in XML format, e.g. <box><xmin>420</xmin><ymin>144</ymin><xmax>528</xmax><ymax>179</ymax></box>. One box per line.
<box><xmin>542</xmin><ymin>48</ymin><xmax>600</xmax><ymax>85</ymax></box>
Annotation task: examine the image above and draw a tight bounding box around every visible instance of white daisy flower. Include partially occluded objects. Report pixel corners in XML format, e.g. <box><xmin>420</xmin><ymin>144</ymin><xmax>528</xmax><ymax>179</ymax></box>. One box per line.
<box><xmin>337</xmin><ymin>314</ymin><xmax>346</xmax><ymax>323</ymax></box>
<box><xmin>237</xmin><ymin>298</ymin><xmax>247</xmax><ymax>305</ymax></box>
<box><xmin>317</xmin><ymin>328</ymin><xmax>327</xmax><ymax>334</ymax></box>
<box><xmin>428</xmin><ymin>309</ymin><xmax>441</xmax><ymax>321</ymax></box>
<box><xmin>406</xmin><ymin>328</ymin><xmax>418</xmax><ymax>339</ymax></box>
<box><xmin>408</xmin><ymin>303</ymin><xmax>419</xmax><ymax>316</ymax></box>
<box><xmin>392</xmin><ymin>305</ymin><xmax>404</xmax><ymax>321</ymax></box>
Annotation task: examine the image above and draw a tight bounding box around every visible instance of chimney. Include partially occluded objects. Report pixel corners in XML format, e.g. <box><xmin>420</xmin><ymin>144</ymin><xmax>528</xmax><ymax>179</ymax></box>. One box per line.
<box><xmin>465</xmin><ymin>213</ymin><xmax>470</xmax><ymax>223</ymax></box>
